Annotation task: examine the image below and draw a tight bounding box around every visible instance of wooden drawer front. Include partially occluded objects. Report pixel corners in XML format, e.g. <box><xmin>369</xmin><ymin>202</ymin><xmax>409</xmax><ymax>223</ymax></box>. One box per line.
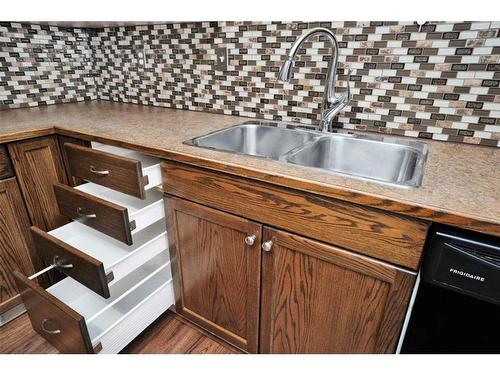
<box><xmin>13</xmin><ymin>270</ymin><xmax>94</xmax><ymax>353</ymax></box>
<box><xmin>49</xmin><ymin>219</ymin><xmax>168</xmax><ymax>288</ymax></box>
<box><xmin>74</xmin><ymin>182</ymin><xmax>165</xmax><ymax>240</ymax></box>
<box><xmin>53</xmin><ymin>183</ymin><xmax>134</xmax><ymax>245</ymax></box>
<box><xmin>14</xmin><ymin>252</ymin><xmax>174</xmax><ymax>354</ymax></box>
<box><xmin>31</xmin><ymin>227</ymin><xmax>111</xmax><ymax>298</ymax></box>
<box><xmin>162</xmin><ymin>161</ymin><xmax>430</xmax><ymax>270</ymax></box>
<box><xmin>65</xmin><ymin>143</ymin><xmax>148</xmax><ymax>199</ymax></box>
<box><xmin>0</xmin><ymin>145</ymin><xmax>14</xmax><ymax>179</ymax></box>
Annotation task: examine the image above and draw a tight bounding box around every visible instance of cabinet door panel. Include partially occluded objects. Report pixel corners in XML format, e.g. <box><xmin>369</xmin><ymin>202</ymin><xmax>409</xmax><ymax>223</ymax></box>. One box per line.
<box><xmin>260</xmin><ymin>227</ymin><xmax>415</xmax><ymax>353</ymax></box>
<box><xmin>8</xmin><ymin>136</ymin><xmax>69</xmax><ymax>231</ymax></box>
<box><xmin>57</xmin><ymin>136</ymin><xmax>90</xmax><ymax>187</ymax></box>
<box><xmin>165</xmin><ymin>196</ymin><xmax>261</xmax><ymax>353</ymax></box>
<box><xmin>0</xmin><ymin>178</ymin><xmax>36</xmax><ymax>312</ymax></box>
<box><xmin>0</xmin><ymin>145</ymin><xmax>14</xmax><ymax>179</ymax></box>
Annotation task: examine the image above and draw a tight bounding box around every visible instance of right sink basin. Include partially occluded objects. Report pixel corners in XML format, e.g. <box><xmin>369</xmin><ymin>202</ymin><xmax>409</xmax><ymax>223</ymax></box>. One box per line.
<box><xmin>286</xmin><ymin>134</ymin><xmax>428</xmax><ymax>188</ymax></box>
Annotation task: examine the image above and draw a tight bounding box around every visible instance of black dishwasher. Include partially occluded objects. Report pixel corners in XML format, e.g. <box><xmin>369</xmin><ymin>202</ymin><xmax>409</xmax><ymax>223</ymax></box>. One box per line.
<box><xmin>400</xmin><ymin>225</ymin><xmax>500</xmax><ymax>353</ymax></box>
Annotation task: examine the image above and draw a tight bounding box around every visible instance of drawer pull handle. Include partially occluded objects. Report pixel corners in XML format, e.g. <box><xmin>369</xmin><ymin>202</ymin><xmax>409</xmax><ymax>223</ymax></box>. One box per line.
<box><xmin>89</xmin><ymin>166</ymin><xmax>110</xmax><ymax>176</ymax></box>
<box><xmin>76</xmin><ymin>207</ymin><xmax>97</xmax><ymax>219</ymax></box>
<box><xmin>245</xmin><ymin>235</ymin><xmax>256</xmax><ymax>246</ymax></box>
<box><xmin>41</xmin><ymin>319</ymin><xmax>61</xmax><ymax>335</ymax></box>
<box><xmin>52</xmin><ymin>255</ymin><xmax>73</xmax><ymax>270</ymax></box>
<box><xmin>262</xmin><ymin>240</ymin><xmax>273</xmax><ymax>252</ymax></box>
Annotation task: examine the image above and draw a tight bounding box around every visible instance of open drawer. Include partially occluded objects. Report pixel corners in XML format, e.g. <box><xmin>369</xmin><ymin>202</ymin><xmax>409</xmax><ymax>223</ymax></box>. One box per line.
<box><xmin>54</xmin><ymin>182</ymin><xmax>165</xmax><ymax>245</ymax></box>
<box><xmin>14</xmin><ymin>251</ymin><xmax>174</xmax><ymax>354</ymax></box>
<box><xmin>64</xmin><ymin>143</ymin><xmax>161</xmax><ymax>199</ymax></box>
<box><xmin>30</xmin><ymin>219</ymin><xmax>168</xmax><ymax>298</ymax></box>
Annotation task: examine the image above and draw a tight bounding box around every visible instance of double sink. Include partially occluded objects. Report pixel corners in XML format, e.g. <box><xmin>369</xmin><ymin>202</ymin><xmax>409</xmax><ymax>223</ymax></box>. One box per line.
<box><xmin>185</xmin><ymin>122</ymin><xmax>428</xmax><ymax>188</ymax></box>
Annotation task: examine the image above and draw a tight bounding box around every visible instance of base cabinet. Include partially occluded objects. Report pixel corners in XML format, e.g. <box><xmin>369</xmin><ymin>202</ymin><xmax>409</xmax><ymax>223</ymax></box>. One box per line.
<box><xmin>166</xmin><ymin>195</ymin><xmax>416</xmax><ymax>354</ymax></box>
<box><xmin>165</xmin><ymin>197</ymin><xmax>261</xmax><ymax>353</ymax></box>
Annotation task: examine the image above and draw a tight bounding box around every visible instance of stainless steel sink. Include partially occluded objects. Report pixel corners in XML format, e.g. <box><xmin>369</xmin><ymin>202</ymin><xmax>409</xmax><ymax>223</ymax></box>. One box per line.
<box><xmin>286</xmin><ymin>135</ymin><xmax>427</xmax><ymax>188</ymax></box>
<box><xmin>185</xmin><ymin>121</ymin><xmax>428</xmax><ymax>188</ymax></box>
<box><xmin>185</xmin><ymin>123</ymin><xmax>318</xmax><ymax>159</ymax></box>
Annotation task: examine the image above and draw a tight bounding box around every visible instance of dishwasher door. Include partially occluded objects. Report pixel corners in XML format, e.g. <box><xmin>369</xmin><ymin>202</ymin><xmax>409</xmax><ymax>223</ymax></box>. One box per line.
<box><xmin>400</xmin><ymin>226</ymin><xmax>500</xmax><ymax>354</ymax></box>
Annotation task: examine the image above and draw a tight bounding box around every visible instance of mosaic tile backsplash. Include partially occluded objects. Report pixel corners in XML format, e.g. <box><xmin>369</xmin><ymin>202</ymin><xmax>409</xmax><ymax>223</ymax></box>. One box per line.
<box><xmin>1</xmin><ymin>21</ymin><xmax>500</xmax><ymax>147</ymax></box>
<box><xmin>0</xmin><ymin>22</ymin><xmax>97</xmax><ymax>108</ymax></box>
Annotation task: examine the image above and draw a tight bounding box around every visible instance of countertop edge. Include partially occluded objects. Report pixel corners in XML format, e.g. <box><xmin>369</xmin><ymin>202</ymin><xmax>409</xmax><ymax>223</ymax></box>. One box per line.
<box><xmin>0</xmin><ymin>127</ymin><xmax>55</xmax><ymax>144</ymax></box>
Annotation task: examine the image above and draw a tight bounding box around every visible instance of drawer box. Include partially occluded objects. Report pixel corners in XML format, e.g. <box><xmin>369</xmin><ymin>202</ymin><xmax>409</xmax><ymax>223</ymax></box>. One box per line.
<box><xmin>32</xmin><ymin>219</ymin><xmax>168</xmax><ymax>298</ymax></box>
<box><xmin>54</xmin><ymin>182</ymin><xmax>165</xmax><ymax>245</ymax></box>
<box><xmin>14</xmin><ymin>251</ymin><xmax>174</xmax><ymax>354</ymax></box>
<box><xmin>64</xmin><ymin>143</ymin><xmax>161</xmax><ymax>199</ymax></box>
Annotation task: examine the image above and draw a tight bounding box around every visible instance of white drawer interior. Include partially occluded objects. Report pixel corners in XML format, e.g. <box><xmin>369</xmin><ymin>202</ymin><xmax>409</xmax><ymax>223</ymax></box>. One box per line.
<box><xmin>49</xmin><ymin>219</ymin><xmax>168</xmax><ymax>284</ymax></box>
<box><xmin>91</xmin><ymin>142</ymin><xmax>162</xmax><ymax>189</ymax></box>
<box><xmin>48</xmin><ymin>251</ymin><xmax>173</xmax><ymax>349</ymax></box>
<box><xmin>75</xmin><ymin>182</ymin><xmax>165</xmax><ymax>234</ymax></box>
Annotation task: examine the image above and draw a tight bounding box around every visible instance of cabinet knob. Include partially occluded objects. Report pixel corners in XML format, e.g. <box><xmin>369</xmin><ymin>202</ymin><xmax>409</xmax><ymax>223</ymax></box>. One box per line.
<box><xmin>245</xmin><ymin>235</ymin><xmax>256</xmax><ymax>246</ymax></box>
<box><xmin>262</xmin><ymin>240</ymin><xmax>273</xmax><ymax>252</ymax></box>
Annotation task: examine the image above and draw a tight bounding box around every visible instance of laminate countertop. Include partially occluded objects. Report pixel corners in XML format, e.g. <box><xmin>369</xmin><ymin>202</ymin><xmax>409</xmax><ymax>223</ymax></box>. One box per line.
<box><xmin>1</xmin><ymin>101</ymin><xmax>499</xmax><ymax>236</ymax></box>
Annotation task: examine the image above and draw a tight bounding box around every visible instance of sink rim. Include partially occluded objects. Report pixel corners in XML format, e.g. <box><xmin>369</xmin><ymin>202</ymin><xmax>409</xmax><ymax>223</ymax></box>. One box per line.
<box><xmin>184</xmin><ymin>120</ymin><xmax>428</xmax><ymax>189</ymax></box>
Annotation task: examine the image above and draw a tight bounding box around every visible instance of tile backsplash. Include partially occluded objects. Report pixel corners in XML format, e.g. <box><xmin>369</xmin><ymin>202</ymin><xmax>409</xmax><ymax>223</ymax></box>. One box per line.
<box><xmin>0</xmin><ymin>22</ymin><xmax>97</xmax><ymax>108</ymax></box>
<box><xmin>1</xmin><ymin>21</ymin><xmax>500</xmax><ymax>147</ymax></box>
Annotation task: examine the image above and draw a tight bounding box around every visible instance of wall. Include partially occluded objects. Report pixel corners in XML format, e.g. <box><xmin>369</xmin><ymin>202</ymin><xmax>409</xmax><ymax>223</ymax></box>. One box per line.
<box><xmin>91</xmin><ymin>21</ymin><xmax>500</xmax><ymax>147</ymax></box>
<box><xmin>0</xmin><ymin>22</ymin><xmax>97</xmax><ymax>109</ymax></box>
<box><xmin>1</xmin><ymin>21</ymin><xmax>499</xmax><ymax>147</ymax></box>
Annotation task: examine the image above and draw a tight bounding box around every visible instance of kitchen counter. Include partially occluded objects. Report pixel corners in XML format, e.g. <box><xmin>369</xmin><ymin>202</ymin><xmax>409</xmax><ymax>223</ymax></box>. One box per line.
<box><xmin>1</xmin><ymin>101</ymin><xmax>499</xmax><ymax>236</ymax></box>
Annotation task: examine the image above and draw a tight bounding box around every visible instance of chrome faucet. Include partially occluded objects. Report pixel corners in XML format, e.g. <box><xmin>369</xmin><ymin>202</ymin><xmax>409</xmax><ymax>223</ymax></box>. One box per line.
<box><xmin>278</xmin><ymin>27</ymin><xmax>351</xmax><ymax>133</ymax></box>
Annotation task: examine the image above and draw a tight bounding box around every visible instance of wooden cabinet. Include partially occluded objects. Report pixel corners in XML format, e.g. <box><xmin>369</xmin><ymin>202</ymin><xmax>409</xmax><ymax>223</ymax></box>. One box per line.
<box><xmin>165</xmin><ymin>197</ymin><xmax>262</xmax><ymax>353</ymax></box>
<box><xmin>0</xmin><ymin>178</ymin><xmax>37</xmax><ymax>315</ymax></box>
<box><xmin>259</xmin><ymin>227</ymin><xmax>415</xmax><ymax>353</ymax></box>
<box><xmin>165</xmin><ymin>194</ymin><xmax>416</xmax><ymax>354</ymax></box>
<box><xmin>8</xmin><ymin>136</ymin><xmax>69</xmax><ymax>231</ymax></box>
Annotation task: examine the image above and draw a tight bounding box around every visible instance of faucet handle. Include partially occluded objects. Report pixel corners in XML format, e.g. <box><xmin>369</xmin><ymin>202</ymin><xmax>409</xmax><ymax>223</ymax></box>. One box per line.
<box><xmin>345</xmin><ymin>68</ymin><xmax>352</xmax><ymax>102</ymax></box>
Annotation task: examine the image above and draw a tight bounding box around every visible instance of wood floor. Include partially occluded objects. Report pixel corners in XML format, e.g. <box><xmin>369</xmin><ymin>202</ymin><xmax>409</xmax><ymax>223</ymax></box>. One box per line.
<box><xmin>0</xmin><ymin>310</ymin><xmax>240</xmax><ymax>354</ymax></box>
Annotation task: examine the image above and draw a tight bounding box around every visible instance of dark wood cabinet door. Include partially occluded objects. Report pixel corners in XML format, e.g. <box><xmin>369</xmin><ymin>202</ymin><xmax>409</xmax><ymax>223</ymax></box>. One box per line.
<box><xmin>0</xmin><ymin>145</ymin><xmax>14</xmax><ymax>179</ymax></box>
<box><xmin>8</xmin><ymin>136</ymin><xmax>69</xmax><ymax>231</ymax></box>
<box><xmin>57</xmin><ymin>136</ymin><xmax>90</xmax><ymax>187</ymax></box>
<box><xmin>260</xmin><ymin>227</ymin><xmax>416</xmax><ymax>354</ymax></box>
<box><xmin>0</xmin><ymin>178</ymin><xmax>36</xmax><ymax>314</ymax></box>
<box><xmin>165</xmin><ymin>196</ymin><xmax>262</xmax><ymax>353</ymax></box>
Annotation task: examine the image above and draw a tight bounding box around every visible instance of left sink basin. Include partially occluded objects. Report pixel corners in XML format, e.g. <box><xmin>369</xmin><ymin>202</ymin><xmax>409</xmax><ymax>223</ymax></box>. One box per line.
<box><xmin>185</xmin><ymin>122</ymin><xmax>319</xmax><ymax>159</ymax></box>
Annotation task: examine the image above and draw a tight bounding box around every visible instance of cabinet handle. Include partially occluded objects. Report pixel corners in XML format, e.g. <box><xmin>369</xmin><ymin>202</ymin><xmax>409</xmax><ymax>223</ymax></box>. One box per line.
<box><xmin>89</xmin><ymin>165</ymin><xmax>110</xmax><ymax>176</ymax></box>
<box><xmin>76</xmin><ymin>207</ymin><xmax>97</xmax><ymax>219</ymax></box>
<box><xmin>52</xmin><ymin>255</ymin><xmax>73</xmax><ymax>270</ymax></box>
<box><xmin>245</xmin><ymin>235</ymin><xmax>256</xmax><ymax>246</ymax></box>
<box><xmin>41</xmin><ymin>319</ymin><xmax>61</xmax><ymax>335</ymax></box>
<box><xmin>262</xmin><ymin>240</ymin><xmax>273</xmax><ymax>252</ymax></box>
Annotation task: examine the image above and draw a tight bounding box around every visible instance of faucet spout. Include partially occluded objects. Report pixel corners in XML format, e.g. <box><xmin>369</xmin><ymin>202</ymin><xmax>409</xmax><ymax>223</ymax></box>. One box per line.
<box><xmin>278</xmin><ymin>27</ymin><xmax>351</xmax><ymax>132</ymax></box>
